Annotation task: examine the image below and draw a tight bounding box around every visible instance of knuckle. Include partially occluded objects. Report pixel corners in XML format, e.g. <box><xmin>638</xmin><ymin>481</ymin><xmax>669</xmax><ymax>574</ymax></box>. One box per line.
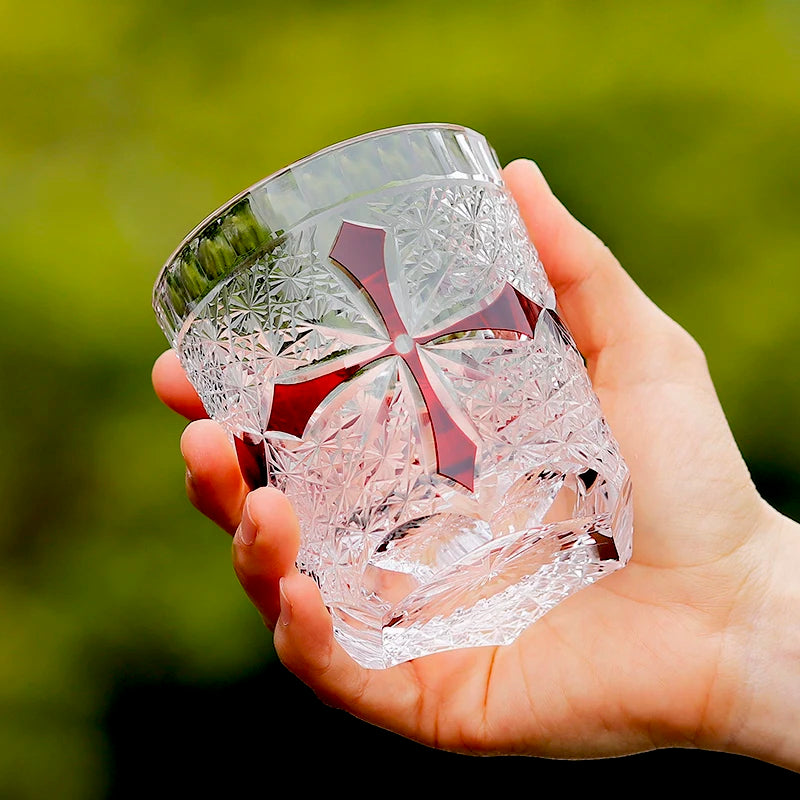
<box><xmin>674</xmin><ymin>325</ymin><xmax>708</xmax><ymax>367</ymax></box>
<box><xmin>652</xmin><ymin>316</ymin><xmax>708</xmax><ymax>369</ymax></box>
<box><xmin>587</xmin><ymin>229</ymin><xmax>620</xmax><ymax>268</ymax></box>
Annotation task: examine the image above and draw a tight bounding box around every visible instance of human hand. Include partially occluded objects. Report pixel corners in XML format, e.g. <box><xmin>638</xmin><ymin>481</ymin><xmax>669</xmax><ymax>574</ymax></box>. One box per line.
<box><xmin>152</xmin><ymin>159</ymin><xmax>800</xmax><ymax>769</ymax></box>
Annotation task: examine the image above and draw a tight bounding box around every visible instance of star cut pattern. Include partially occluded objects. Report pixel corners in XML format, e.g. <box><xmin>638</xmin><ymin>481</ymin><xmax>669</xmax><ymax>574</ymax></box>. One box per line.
<box><xmin>177</xmin><ymin>179</ymin><xmax>633</xmax><ymax>668</ymax></box>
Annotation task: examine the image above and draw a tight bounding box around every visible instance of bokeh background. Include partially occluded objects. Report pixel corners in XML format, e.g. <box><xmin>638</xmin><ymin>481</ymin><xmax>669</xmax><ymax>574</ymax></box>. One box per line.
<box><xmin>1</xmin><ymin>0</ymin><xmax>799</xmax><ymax>796</ymax></box>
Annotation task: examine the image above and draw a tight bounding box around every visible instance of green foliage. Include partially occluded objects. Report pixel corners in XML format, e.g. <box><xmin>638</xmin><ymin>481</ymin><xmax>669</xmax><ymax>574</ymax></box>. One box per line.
<box><xmin>0</xmin><ymin>0</ymin><xmax>797</xmax><ymax>795</ymax></box>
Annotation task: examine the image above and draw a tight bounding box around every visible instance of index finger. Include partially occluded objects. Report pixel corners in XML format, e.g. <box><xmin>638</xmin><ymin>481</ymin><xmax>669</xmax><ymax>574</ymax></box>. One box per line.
<box><xmin>151</xmin><ymin>350</ymin><xmax>208</xmax><ymax>420</ymax></box>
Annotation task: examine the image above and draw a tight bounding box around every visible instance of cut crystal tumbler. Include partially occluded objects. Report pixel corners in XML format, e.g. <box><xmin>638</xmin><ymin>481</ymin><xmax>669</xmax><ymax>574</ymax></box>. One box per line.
<box><xmin>153</xmin><ymin>124</ymin><xmax>633</xmax><ymax>668</ymax></box>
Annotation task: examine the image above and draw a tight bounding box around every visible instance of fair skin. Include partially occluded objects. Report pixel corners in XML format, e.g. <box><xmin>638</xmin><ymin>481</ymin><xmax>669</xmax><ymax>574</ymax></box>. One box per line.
<box><xmin>152</xmin><ymin>159</ymin><xmax>800</xmax><ymax>770</ymax></box>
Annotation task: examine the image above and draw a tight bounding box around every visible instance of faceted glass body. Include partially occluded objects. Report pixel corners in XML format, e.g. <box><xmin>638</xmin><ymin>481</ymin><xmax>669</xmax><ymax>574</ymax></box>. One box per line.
<box><xmin>153</xmin><ymin>124</ymin><xmax>633</xmax><ymax>668</ymax></box>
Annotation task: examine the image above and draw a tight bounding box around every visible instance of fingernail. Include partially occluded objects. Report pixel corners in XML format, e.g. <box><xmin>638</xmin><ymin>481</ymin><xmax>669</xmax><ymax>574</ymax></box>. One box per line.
<box><xmin>237</xmin><ymin>495</ymin><xmax>257</xmax><ymax>546</ymax></box>
<box><xmin>279</xmin><ymin>577</ymin><xmax>292</xmax><ymax>627</ymax></box>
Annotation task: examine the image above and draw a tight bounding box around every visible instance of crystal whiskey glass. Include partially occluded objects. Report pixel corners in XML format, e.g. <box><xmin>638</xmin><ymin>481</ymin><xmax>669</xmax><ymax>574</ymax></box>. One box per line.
<box><xmin>153</xmin><ymin>124</ymin><xmax>633</xmax><ymax>668</ymax></box>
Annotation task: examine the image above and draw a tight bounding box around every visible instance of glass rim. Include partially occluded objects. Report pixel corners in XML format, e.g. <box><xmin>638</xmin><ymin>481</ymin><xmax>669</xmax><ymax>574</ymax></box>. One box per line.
<box><xmin>158</xmin><ymin>122</ymin><xmax>481</xmax><ymax>282</ymax></box>
<box><xmin>152</xmin><ymin>122</ymin><xmax>502</xmax><ymax>346</ymax></box>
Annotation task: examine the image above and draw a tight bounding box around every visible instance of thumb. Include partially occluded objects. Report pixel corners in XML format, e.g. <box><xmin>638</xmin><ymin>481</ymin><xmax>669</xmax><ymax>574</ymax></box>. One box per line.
<box><xmin>502</xmin><ymin>159</ymin><xmax>667</xmax><ymax>370</ymax></box>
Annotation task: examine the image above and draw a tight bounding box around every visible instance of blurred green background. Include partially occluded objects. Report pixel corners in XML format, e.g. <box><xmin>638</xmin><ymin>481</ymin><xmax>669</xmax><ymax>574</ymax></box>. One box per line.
<box><xmin>1</xmin><ymin>0</ymin><xmax>798</xmax><ymax>796</ymax></box>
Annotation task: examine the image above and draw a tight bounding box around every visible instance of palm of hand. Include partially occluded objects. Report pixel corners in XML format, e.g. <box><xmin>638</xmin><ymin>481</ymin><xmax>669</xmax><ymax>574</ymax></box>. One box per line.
<box><xmin>295</xmin><ymin>326</ymin><xmax>763</xmax><ymax>759</ymax></box>
<box><xmin>153</xmin><ymin>160</ymin><xmax>769</xmax><ymax>760</ymax></box>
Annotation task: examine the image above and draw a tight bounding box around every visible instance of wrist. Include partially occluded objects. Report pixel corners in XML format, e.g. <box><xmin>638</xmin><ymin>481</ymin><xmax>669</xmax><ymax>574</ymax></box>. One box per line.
<box><xmin>707</xmin><ymin>505</ymin><xmax>800</xmax><ymax>771</ymax></box>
